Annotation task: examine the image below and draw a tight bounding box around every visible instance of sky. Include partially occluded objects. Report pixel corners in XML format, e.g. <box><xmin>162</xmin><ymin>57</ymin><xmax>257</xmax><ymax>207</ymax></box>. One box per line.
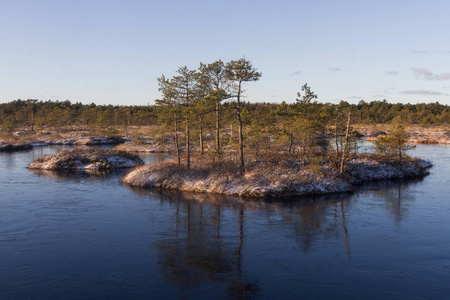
<box><xmin>1</xmin><ymin>0</ymin><xmax>450</xmax><ymax>106</ymax></box>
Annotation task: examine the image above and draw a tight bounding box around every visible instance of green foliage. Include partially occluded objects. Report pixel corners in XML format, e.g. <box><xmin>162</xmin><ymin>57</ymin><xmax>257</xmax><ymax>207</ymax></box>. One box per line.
<box><xmin>373</xmin><ymin>116</ymin><xmax>416</xmax><ymax>162</ymax></box>
<box><xmin>2</xmin><ymin>115</ymin><xmax>16</xmax><ymax>134</ymax></box>
<box><xmin>296</xmin><ymin>83</ymin><xmax>318</xmax><ymax>104</ymax></box>
<box><xmin>0</xmin><ymin>98</ymin><xmax>448</xmax><ymax>135</ymax></box>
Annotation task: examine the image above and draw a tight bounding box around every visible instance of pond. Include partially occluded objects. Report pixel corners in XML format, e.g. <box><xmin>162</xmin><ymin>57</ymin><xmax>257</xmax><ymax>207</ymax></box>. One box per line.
<box><xmin>0</xmin><ymin>145</ymin><xmax>449</xmax><ymax>299</ymax></box>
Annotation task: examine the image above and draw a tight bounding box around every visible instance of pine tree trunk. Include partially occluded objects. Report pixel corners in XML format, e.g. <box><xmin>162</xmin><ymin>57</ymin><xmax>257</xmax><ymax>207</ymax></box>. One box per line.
<box><xmin>186</xmin><ymin>117</ymin><xmax>190</xmax><ymax>169</ymax></box>
<box><xmin>199</xmin><ymin>116</ymin><xmax>204</xmax><ymax>155</ymax></box>
<box><xmin>216</xmin><ymin>100</ymin><xmax>220</xmax><ymax>154</ymax></box>
<box><xmin>31</xmin><ymin>109</ymin><xmax>34</xmax><ymax>132</ymax></box>
<box><xmin>340</xmin><ymin>112</ymin><xmax>351</xmax><ymax>174</ymax></box>
<box><xmin>174</xmin><ymin>113</ymin><xmax>181</xmax><ymax>164</ymax></box>
<box><xmin>237</xmin><ymin>81</ymin><xmax>245</xmax><ymax>175</ymax></box>
<box><xmin>288</xmin><ymin>125</ymin><xmax>293</xmax><ymax>154</ymax></box>
<box><xmin>335</xmin><ymin>117</ymin><xmax>339</xmax><ymax>161</ymax></box>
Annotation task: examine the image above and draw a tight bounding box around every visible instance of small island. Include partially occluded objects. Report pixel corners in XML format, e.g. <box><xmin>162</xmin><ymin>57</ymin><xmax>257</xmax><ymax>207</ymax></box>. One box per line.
<box><xmin>122</xmin><ymin>153</ymin><xmax>432</xmax><ymax>199</ymax></box>
<box><xmin>122</xmin><ymin>112</ymin><xmax>433</xmax><ymax>199</ymax></box>
<box><xmin>28</xmin><ymin>149</ymin><xmax>144</xmax><ymax>170</ymax></box>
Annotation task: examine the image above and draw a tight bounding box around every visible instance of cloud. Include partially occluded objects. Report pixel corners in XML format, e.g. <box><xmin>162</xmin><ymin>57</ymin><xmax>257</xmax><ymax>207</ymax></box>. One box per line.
<box><xmin>412</xmin><ymin>50</ymin><xmax>430</xmax><ymax>54</ymax></box>
<box><xmin>271</xmin><ymin>95</ymin><xmax>277</xmax><ymax>98</ymax></box>
<box><xmin>411</xmin><ymin>67</ymin><xmax>433</xmax><ymax>78</ymax></box>
<box><xmin>411</xmin><ymin>67</ymin><xmax>450</xmax><ymax>80</ymax></box>
<box><xmin>399</xmin><ymin>89</ymin><xmax>442</xmax><ymax>95</ymax></box>
<box><xmin>373</xmin><ymin>94</ymin><xmax>386</xmax><ymax>98</ymax></box>
<box><xmin>431</xmin><ymin>73</ymin><xmax>450</xmax><ymax>80</ymax></box>
<box><xmin>385</xmin><ymin>71</ymin><xmax>399</xmax><ymax>76</ymax></box>
<box><xmin>291</xmin><ymin>70</ymin><xmax>301</xmax><ymax>76</ymax></box>
<box><xmin>329</xmin><ymin>67</ymin><xmax>341</xmax><ymax>72</ymax></box>
<box><xmin>346</xmin><ymin>96</ymin><xmax>362</xmax><ymax>100</ymax></box>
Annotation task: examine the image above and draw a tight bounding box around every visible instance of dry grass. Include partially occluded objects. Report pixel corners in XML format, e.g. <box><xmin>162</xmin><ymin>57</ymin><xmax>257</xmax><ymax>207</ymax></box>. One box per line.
<box><xmin>29</xmin><ymin>148</ymin><xmax>144</xmax><ymax>170</ymax></box>
<box><xmin>122</xmin><ymin>150</ymin><xmax>432</xmax><ymax>199</ymax></box>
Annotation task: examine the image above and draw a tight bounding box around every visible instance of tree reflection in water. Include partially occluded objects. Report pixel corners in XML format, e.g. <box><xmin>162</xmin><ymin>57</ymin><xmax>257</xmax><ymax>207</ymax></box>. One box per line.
<box><xmin>127</xmin><ymin>180</ymin><xmax>419</xmax><ymax>298</ymax></box>
<box><xmin>30</xmin><ymin>168</ymin><xmax>131</xmax><ymax>182</ymax></box>
<box><xmin>133</xmin><ymin>190</ymin><xmax>260</xmax><ymax>299</ymax></box>
<box><xmin>357</xmin><ymin>178</ymin><xmax>420</xmax><ymax>222</ymax></box>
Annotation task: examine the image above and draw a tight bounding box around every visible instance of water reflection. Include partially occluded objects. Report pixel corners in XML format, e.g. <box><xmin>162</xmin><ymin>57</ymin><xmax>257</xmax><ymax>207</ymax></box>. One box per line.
<box><xmin>149</xmin><ymin>191</ymin><xmax>259</xmax><ymax>299</ymax></box>
<box><xmin>129</xmin><ymin>176</ymin><xmax>424</xmax><ymax>287</ymax></box>
<box><xmin>129</xmin><ymin>187</ymin><xmax>356</xmax><ymax>296</ymax></box>
<box><xmin>30</xmin><ymin>168</ymin><xmax>130</xmax><ymax>181</ymax></box>
<box><xmin>1</xmin><ymin>144</ymin><xmax>447</xmax><ymax>298</ymax></box>
<box><xmin>356</xmin><ymin>178</ymin><xmax>420</xmax><ymax>222</ymax></box>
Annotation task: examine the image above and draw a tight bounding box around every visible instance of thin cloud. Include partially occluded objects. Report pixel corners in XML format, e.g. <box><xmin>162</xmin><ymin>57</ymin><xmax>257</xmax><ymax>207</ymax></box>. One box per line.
<box><xmin>411</xmin><ymin>67</ymin><xmax>433</xmax><ymax>78</ymax></box>
<box><xmin>385</xmin><ymin>71</ymin><xmax>399</xmax><ymax>76</ymax></box>
<box><xmin>400</xmin><ymin>89</ymin><xmax>442</xmax><ymax>95</ymax></box>
<box><xmin>412</xmin><ymin>50</ymin><xmax>430</xmax><ymax>54</ymax></box>
<box><xmin>412</xmin><ymin>67</ymin><xmax>450</xmax><ymax>80</ymax></box>
<box><xmin>329</xmin><ymin>67</ymin><xmax>341</xmax><ymax>72</ymax></box>
<box><xmin>373</xmin><ymin>94</ymin><xmax>386</xmax><ymax>98</ymax></box>
<box><xmin>291</xmin><ymin>70</ymin><xmax>301</xmax><ymax>76</ymax></box>
<box><xmin>346</xmin><ymin>96</ymin><xmax>362</xmax><ymax>100</ymax></box>
<box><xmin>432</xmin><ymin>73</ymin><xmax>450</xmax><ymax>80</ymax></box>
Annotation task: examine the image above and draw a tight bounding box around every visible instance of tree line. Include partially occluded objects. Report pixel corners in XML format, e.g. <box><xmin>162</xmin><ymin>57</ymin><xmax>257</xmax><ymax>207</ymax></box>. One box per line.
<box><xmin>1</xmin><ymin>57</ymin><xmax>449</xmax><ymax>173</ymax></box>
<box><xmin>2</xmin><ymin>94</ymin><xmax>448</xmax><ymax>134</ymax></box>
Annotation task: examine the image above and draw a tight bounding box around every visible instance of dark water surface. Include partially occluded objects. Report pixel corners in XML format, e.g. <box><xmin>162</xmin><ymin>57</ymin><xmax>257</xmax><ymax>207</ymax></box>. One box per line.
<box><xmin>0</xmin><ymin>145</ymin><xmax>449</xmax><ymax>299</ymax></box>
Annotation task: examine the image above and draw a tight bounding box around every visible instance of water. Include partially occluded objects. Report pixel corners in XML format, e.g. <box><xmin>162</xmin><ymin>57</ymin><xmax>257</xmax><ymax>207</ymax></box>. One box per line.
<box><xmin>0</xmin><ymin>145</ymin><xmax>449</xmax><ymax>299</ymax></box>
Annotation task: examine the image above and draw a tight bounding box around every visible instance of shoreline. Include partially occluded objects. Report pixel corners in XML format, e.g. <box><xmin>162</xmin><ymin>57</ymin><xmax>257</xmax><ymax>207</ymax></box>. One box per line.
<box><xmin>122</xmin><ymin>155</ymin><xmax>432</xmax><ymax>199</ymax></box>
<box><xmin>28</xmin><ymin>149</ymin><xmax>144</xmax><ymax>170</ymax></box>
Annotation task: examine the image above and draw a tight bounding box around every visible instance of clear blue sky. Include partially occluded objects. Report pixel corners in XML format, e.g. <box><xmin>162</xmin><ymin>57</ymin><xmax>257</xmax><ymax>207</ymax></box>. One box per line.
<box><xmin>1</xmin><ymin>0</ymin><xmax>449</xmax><ymax>106</ymax></box>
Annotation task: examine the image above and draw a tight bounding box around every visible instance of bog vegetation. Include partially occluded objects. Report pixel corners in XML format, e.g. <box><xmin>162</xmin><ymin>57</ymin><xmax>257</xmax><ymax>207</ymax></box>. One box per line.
<box><xmin>1</xmin><ymin>57</ymin><xmax>447</xmax><ymax>174</ymax></box>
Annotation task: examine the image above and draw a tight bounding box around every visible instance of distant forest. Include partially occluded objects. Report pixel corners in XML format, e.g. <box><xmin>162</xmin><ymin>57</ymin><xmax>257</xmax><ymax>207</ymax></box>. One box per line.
<box><xmin>1</xmin><ymin>98</ymin><xmax>448</xmax><ymax>134</ymax></box>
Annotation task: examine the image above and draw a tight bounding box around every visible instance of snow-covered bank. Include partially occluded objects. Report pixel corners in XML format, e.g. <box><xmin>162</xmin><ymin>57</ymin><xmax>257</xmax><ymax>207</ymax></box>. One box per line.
<box><xmin>112</xmin><ymin>142</ymin><xmax>211</xmax><ymax>153</ymax></box>
<box><xmin>28</xmin><ymin>136</ymin><xmax>126</xmax><ymax>146</ymax></box>
<box><xmin>122</xmin><ymin>155</ymin><xmax>432</xmax><ymax>199</ymax></box>
<box><xmin>113</xmin><ymin>142</ymin><xmax>175</xmax><ymax>153</ymax></box>
<box><xmin>347</xmin><ymin>158</ymin><xmax>432</xmax><ymax>184</ymax></box>
<box><xmin>358</xmin><ymin>127</ymin><xmax>450</xmax><ymax>145</ymax></box>
<box><xmin>0</xmin><ymin>136</ymin><xmax>126</xmax><ymax>153</ymax></box>
<box><xmin>28</xmin><ymin>149</ymin><xmax>144</xmax><ymax>170</ymax></box>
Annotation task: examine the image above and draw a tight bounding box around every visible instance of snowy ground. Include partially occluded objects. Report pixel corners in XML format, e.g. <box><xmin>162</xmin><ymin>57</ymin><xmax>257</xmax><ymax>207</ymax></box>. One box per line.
<box><xmin>28</xmin><ymin>149</ymin><xmax>144</xmax><ymax>170</ymax></box>
<box><xmin>122</xmin><ymin>156</ymin><xmax>432</xmax><ymax>199</ymax></box>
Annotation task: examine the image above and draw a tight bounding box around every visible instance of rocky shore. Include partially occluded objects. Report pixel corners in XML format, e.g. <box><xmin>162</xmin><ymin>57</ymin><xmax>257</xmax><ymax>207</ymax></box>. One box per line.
<box><xmin>122</xmin><ymin>154</ymin><xmax>432</xmax><ymax>199</ymax></box>
<box><xmin>28</xmin><ymin>149</ymin><xmax>144</xmax><ymax>170</ymax></box>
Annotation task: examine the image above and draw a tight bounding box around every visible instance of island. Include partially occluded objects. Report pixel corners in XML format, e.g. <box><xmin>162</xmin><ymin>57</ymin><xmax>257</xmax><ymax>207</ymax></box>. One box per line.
<box><xmin>121</xmin><ymin>154</ymin><xmax>432</xmax><ymax>199</ymax></box>
<box><xmin>28</xmin><ymin>149</ymin><xmax>144</xmax><ymax>170</ymax></box>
